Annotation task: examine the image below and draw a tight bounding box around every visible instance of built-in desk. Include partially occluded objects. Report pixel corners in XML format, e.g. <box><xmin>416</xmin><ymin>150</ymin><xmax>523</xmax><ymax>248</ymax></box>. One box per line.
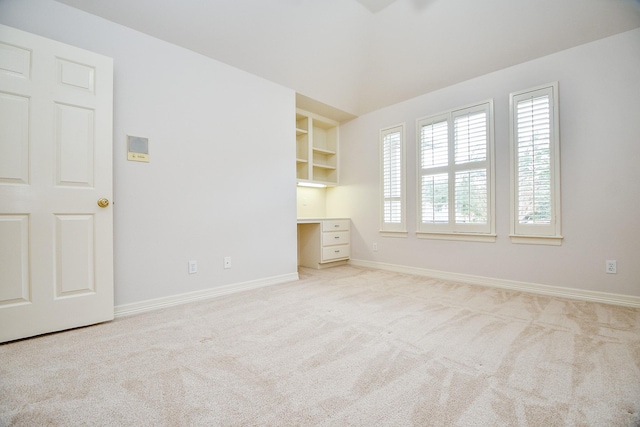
<box><xmin>297</xmin><ymin>218</ymin><xmax>350</xmax><ymax>269</ymax></box>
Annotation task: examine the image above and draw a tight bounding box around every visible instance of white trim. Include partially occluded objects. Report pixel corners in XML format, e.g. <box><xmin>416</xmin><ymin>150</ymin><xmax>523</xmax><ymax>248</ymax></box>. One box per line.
<box><xmin>379</xmin><ymin>230</ymin><xmax>409</xmax><ymax>238</ymax></box>
<box><xmin>416</xmin><ymin>232</ymin><xmax>497</xmax><ymax>243</ymax></box>
<box><xmin>114</xmin><ymin>272</ymin><xmax>299</xmax><ymax>318</ymax></box>
<box><xmin>510</xmin><ymin>234</ymin><xmax>563</xmax><ymax>245</ymax></box>
<box><xmin>348</xmin><ymin>259</ymin><xmax>640</xmax><ymax>308</ymax></box>
<box><xmin>297</xmin><ymin>182</ymin><xmax>327</xmax><ymax>188</ymax></box>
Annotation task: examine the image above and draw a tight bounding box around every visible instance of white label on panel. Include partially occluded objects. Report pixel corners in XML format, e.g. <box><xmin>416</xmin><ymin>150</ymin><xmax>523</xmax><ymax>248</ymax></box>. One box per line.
<box><xmin>56</xmin><ymin>58</ymin><xmax>95</xmax><ymax>93</ymax></box>
<box><xmin>0</xmin><ymin>215</ymin><xmax>31</xmax><ymax>306</ymax></box>
<box><xmin>55</xmin><ymin>103</ymin><xmax>95</xmax><ymax>187</ymax></box>
<box><xmin>55</xmin><ymin>214</ymin><xmax>95</xmax><ymax>298</ymax></box>
<box><xmin>0</xmin><ymin>92</ymin><xmax>29</xmax><ymax>184</ymax></box>
<box><xmin>0</xmin><ymin>42</ymin><xmax>31</xmax><ymax>79</ymax></box>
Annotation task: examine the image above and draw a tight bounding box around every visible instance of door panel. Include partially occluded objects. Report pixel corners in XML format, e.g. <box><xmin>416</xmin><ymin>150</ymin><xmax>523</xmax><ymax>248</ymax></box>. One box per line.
<box><xmin>0</xmin><ymin>92</ymin><xmax>29</xmax><ymax>184</ymax></box>
<box><xmin>55</xmin><ymin>214</ymin><xmax>95</xmax><ymax>297</ymax></box>
<box><xmin>0</xmin><ymin>41</ymin><xmax>30</xmax><ymax>79</ymax></box>
<box><xmin>56</xmin><ymin>58</ymin><xmax>95</xmax><ymax>93</ymax></box>
<box><xmin>0</xmin><ymin>215</ymin><xmax>30</xmax><ymax>305</ymax></box>
<box><xmin>55</xmin><ymin>102</ymin><xmax>95</xmax><ymax>187</ymax></box>
<box><xmin>0</xmin><ymin>24</ymin><xmax>114</xmax><ymax>343</ymax></box>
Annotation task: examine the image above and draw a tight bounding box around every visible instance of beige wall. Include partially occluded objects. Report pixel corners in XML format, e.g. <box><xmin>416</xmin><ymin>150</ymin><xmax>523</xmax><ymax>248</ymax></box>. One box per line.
<box><xmin>330</xmin><ymin>28</ymin><xmax>640</xmax><ymax>297</ymax></box>
<box><xmin>1</xmin><ymin>0</ymin><xmax>298</xmax><ymax>306</ymax></box>
<box><xmin>296</xmin><ymin>187</ymin><xmax>328</xmax><ymax>218</ymax></box>
<box><xmin>3</xmin><ymin>0</ymin><xmax>638</xmax><ymax>305</ymax></box>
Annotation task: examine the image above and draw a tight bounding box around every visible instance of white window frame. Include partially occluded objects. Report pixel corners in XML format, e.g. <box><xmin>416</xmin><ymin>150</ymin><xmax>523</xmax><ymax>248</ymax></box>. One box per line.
<box><xmin>380</xmin><ymin>124</ymin><xmax>407</xmax><ymax>236</ymax></box>
<box><xmin>416</xmin><ymin>100</ymin><xmax>496</xmax><ymax>242</ymax></box>
<box><xmin>509</xmin><ymin>82</ymin><xmax>562</xmax><ymax>245</ymax></box>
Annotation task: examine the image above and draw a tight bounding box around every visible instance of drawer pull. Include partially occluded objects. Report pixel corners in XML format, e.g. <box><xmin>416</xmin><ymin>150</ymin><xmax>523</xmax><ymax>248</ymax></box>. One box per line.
<box><xmin>335</xmin><ymin>250</ymin><xmax>340</xmax><ymax>253</ymax></box>
<box><xmin>334</xmin><ymin>236</ymin><xmax>340</xmax><ymax>239</ymax></box>
<box><xmin>334</xmin><ymin>225</ymin><xmax>339</xmax><ymax>228</ymax></box>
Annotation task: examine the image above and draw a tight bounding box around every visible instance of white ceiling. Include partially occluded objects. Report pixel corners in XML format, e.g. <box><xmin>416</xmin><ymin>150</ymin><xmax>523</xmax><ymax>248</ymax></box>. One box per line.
<box><xmin>56</xmin><ymin>0</ymin><xmax>640</xmax><ymax>119</ymax></box>
<box><xmin>357</xmin><ymin>0</ymin><xmax>398</xmax><ymax>13</ymax></box>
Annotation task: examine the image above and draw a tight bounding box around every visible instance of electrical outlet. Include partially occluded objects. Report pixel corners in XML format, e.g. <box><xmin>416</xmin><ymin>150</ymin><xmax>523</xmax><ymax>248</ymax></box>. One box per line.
<box><xmin>224</xmin><ymin>256</ymin><xmax>231</xmax><ymax>269</ymax></box>
<box><xmin>372</xmin><ymin>242</ymin><xmax>378</xmax><ymax>252</ymax></box>
<box><xmin>188</xmin><ymin>260</ymin><xmax>197</xmax><ymax>274</ymax></box>
<box><xmin>605</xmin><ymin>260</ymin><xmax>617</xmax><ymax>274</ymax></box>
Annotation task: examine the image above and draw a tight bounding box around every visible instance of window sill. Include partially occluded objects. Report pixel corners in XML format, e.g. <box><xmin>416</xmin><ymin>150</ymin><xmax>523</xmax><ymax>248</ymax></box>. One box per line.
<box><xmin>416</xmin><ymin>232</ymin><xmax>496</xmax><ymax>243</ymax></box>
<box><xmin>510</xmin><ymin>235</ymin><xmax>563</xmax><ymax>246</ymax></box>
<box><xmin>379</xmin><ymin>230</ymin><xmax>409</xmax><ymax>238</ymax></box>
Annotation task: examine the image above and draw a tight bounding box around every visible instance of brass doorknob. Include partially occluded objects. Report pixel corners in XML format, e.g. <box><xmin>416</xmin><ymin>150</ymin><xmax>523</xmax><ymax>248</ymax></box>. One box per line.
<box><xmin>97</xmin><ymin>198</ymin><xmax>110</xmax><ymax>208</ymax></box>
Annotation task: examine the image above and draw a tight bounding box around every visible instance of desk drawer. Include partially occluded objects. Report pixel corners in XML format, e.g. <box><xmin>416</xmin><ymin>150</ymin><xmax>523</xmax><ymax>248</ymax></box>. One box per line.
<box><xmin>322</xmin><ymin>231</ymin><xmax>350</xmax><ymax>246</ymax></box>
<box><xmin>322</xmin><ymin>219</ymin><xmax>350</xmax><ymax>232</ymax></box>
<box><xmin>322</xmin><ymin>245</ymin><xmax>350</xmax><ymax>262</ymax></box>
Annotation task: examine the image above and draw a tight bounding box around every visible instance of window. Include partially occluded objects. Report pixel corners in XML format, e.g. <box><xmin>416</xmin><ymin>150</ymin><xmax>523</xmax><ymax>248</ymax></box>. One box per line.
<box><xmin>380</xmin><ymin>124</ymin><xmax>406</xmax><ymax>234</ymax></box>
<box><xmin>417</xmin><ymin>101</ymin><xmax>495</xmax><ymax>241</ymax></box>
<box><xmin>510</xmin><ymin>83</ymin><xmax>562</xmax><ymax>245</ymax></box>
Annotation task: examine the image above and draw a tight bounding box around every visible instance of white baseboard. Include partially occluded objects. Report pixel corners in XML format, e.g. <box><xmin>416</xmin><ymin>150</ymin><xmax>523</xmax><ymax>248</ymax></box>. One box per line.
<box><xmin>349</xmin><ymin>259</ymin><xmax>640</xmax><ymax>308</ymax></box>
<box><xmin>114</xmin><ymin>272</ymin><xmax>299</xmax><ymax>318</ymax></box>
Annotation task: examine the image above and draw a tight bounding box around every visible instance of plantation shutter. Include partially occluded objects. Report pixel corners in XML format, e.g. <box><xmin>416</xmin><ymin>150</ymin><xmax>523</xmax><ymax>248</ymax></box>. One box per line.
<box><xmin>453</xmin><ymin>109</ymin><xmax>488</xmax><ymax>225</ymax></box>
<box><xmin>515</xmin><ymin>94</ymin><xmax>551</xmax><ymax>224</ymax></box>
<box><xmin>419</xmin><ymin>118</ymin><xmax>449</xmax><ymax>225</ymax></box>
<box><xmin>381</xmin><ymin>125</ymin><xmax>405</xmax><ymax>232</ymax></box>
<box><xmin>454</xmin><ymin>111</ymin><xmax>487</xmax><ymax>165</ymax></box>
<box><xmin>417</xmin><ymin>101</ymin><xmax>494</xmax><ymax>237</ymax></box>
<box><xmin>510</xmin><ymin>83</ymin><xmax>561</xmax><ymax>242</ymax></box>
<box><xmin>421</xmin><ymin>120</ymin><xmax>448</xmax><ymax>169</ymax></box>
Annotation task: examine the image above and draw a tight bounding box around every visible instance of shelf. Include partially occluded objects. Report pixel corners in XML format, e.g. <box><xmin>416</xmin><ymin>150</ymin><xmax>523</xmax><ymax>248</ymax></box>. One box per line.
<box><xmin>296</xmin><ymin>128</ymin><xmax>308</xmax><ymax>136</ymax></box>
<box><xmin>312</xmin><ymin>147</ymin><xmax>336</xmax><ymax>155</ymax></box>
<box><xmin>296</xmin><ymin>158</ymin><xmax>308</xmax><ymax>163</ymax></box>
<box><xmin>313</xmin><ymin>163</ymin><xmax>336</xmax><ymax>170</ymax></box>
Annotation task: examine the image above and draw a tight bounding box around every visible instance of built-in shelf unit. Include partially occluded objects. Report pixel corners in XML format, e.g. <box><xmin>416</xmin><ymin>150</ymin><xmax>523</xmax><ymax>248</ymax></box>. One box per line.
<box><xmin>296</xmin><ymin>109</ymin><xmax>339</xmax><ymax>186</ymax></box>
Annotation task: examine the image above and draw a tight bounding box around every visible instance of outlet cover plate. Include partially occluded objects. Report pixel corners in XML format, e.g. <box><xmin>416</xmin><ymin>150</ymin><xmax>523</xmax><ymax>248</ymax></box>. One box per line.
<box><xmin>188</xmin><ymin>260</ymin><xmax>197</xmax><ymax>274</ymax></box>
<box><xmin>605</xmin><ymin>260</ymin><xmax>617</xmax><ymax>274</ymax></box>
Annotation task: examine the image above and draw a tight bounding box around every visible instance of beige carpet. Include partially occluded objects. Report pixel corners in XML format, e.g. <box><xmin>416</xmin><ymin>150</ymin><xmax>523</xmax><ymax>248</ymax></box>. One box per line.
<box><xmin>1</xmin><ymin>266</ymin><xmax>639</xmax><ymax>426</ymax></box>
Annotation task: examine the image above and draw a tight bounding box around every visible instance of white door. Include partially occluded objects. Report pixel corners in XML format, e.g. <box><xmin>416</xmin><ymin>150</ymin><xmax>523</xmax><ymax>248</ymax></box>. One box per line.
<box><xmin>0</xmin><ymin>24</ymin><xmax>114</xmax><ymax>343</ymax></box>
